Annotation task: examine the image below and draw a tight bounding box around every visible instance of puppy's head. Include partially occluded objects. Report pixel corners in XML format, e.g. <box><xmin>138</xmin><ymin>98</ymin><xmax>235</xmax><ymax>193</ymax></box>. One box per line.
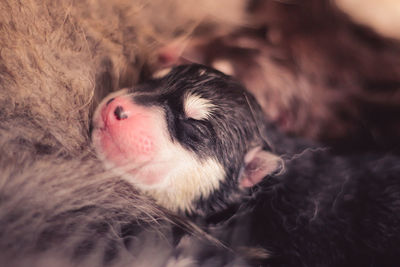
<box><xmin>92</xmin><ymin>64</ymin><xmax>282</xmax><ymax>215</ymax></box>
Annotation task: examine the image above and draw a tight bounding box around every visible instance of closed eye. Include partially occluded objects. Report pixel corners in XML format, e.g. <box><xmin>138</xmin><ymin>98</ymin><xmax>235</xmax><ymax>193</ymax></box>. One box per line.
<box><xmin>164</xmin><ymin>99</ymin><xmax>215</xmax><ymax>152</ymax></box>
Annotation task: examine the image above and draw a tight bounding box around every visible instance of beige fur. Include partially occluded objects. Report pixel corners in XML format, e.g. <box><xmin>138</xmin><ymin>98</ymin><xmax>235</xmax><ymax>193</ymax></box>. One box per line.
<box><xmin>0</xmin><ymin>0</ymin><xmax>247</xmax><ymax>265</ymax></box>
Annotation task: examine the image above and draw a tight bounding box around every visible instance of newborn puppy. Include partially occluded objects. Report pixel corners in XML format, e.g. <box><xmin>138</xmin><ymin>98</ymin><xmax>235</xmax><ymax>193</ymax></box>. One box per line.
<box><xmin>92</xmin><ymin>64</ymin><xmax>282</xmax><ymax>215</ymax></box>
<box><xmin>92</xmin><ymin>64</ymin><xmax>400</xmax><ymax>266</ymax></box>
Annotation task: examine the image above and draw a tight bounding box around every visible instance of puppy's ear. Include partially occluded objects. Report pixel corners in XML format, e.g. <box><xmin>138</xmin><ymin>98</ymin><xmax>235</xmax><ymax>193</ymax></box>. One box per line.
<box><xmin>239</xmin><ymin>147</ymin><xmax>283</xmax><ymax>188</ymax></box>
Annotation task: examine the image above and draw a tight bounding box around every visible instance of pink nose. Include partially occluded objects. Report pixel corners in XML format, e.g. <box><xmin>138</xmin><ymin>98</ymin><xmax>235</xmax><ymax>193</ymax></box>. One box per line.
<box><xmin>102</xmin><ymin>97</ymin><xmax>132</xmax><ymax>127</ymax></box>
<box><xmin>105</xmin><ymin>97</ymin><xmax>128</xmax><ymax>120</ymax></box>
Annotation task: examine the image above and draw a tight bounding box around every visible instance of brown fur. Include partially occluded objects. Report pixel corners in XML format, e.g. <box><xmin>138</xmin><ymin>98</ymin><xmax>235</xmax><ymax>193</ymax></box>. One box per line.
<box><xmin>0</xmin><ymin>0</ymin><xmax>246</xmax><ymax>265</ymax></box>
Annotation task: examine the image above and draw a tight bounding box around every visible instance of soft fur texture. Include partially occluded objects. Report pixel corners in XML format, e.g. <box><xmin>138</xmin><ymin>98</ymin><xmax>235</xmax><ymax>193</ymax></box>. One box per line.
<box><xmin>2</xmin><ymin>0</ymin><xmax>400</xmax><ymax>266</ymax></box>
<box><xmin>89</xmin><ymin>64</ymin><xmax>400</xmax><ymax>267</ymax></box>
<box><xmin>202</xmin><ymin>151</ymin><xmax>400</xmax><ymax>267</ymax></box>
<box><xmin>0</xmin><ymin>0</ymin><xmax>246</xmax><ymax>266</ymax></box>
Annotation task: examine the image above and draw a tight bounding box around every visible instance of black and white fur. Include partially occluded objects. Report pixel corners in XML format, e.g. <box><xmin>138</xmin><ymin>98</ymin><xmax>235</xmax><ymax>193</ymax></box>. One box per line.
<box><xmin>93</xmin><ymin>64</ymin><xmax>400</xmax><ymax>266</ymax></box>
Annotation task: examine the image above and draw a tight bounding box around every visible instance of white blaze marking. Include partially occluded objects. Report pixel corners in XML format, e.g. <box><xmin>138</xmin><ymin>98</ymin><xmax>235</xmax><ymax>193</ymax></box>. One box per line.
<box><xmin>183</xmin><ymin>93</ymin><xmax>215</xmax><ymax>120</ymax></box>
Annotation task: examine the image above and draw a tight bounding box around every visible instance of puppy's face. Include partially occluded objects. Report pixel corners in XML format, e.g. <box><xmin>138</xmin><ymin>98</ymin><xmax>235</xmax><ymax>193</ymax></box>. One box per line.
<box><xmin>92</xmin><ymin>64</ymin><xmax>282</xmax><ymax>214</ymax></box>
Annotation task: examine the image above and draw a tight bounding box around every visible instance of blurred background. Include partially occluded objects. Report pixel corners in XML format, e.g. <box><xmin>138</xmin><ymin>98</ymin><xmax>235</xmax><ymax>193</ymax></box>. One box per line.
<box><xmin>145</xmin><ymin>0</ymin><xmax>400</xmax><ymax>153</ymax></box>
